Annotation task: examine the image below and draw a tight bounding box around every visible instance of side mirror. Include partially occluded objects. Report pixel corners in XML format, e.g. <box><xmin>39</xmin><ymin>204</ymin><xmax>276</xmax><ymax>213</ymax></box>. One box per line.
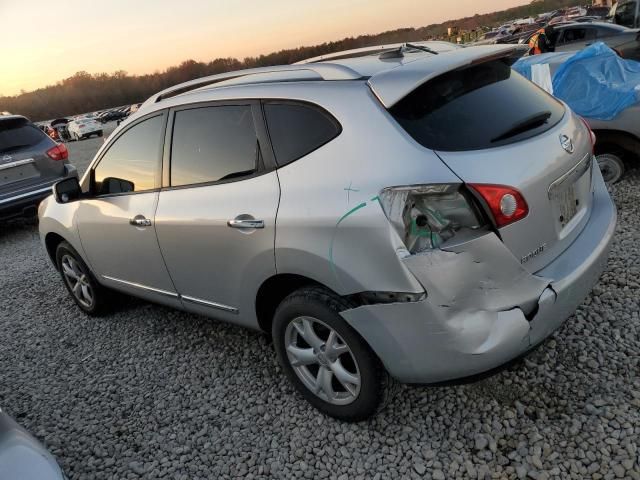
<box><xmin>53</xmin><ymin>177</ymin><xmax>82</xmax><ymax>204</ymax></box>
<box><xmin>102</xmin><ymin>177</ymin><xmax>134</xmax><ymax>194</ymax></box>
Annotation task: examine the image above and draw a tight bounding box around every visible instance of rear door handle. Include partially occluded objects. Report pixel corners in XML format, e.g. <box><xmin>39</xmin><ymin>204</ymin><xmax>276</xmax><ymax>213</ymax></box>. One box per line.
<box><xmin>227</xmin><ymin>218</ymin><xmax>264</xmax><ymax>229</ymax></box>
<box><xmin>130</xmin><ymin>215</ymin><xmax>152</xmax><ymax>227</ymax></box>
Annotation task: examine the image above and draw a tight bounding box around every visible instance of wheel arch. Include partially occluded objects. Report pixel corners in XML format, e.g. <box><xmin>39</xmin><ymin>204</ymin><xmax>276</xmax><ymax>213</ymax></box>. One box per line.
<box><xmin>593</xmin><ymin>129</ymin><xmax>640</xmax><ymax>159</ymax></box>
<box><xmin>44</xmin><ymin>232</ymin><xmax>67</xmax><ymax>270</ymax></box>
<box><xmin>255</xmin><ymin>273</ymin><xmax>339</xmax><ymax>334</ymax></box>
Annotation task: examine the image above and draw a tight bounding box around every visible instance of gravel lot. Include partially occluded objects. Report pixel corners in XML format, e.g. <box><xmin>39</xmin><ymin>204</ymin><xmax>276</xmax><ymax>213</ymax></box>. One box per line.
<box><xmin>0</xmin><ymin>126</ymin><xmax>639</xmax><ymax>479</ymax></box>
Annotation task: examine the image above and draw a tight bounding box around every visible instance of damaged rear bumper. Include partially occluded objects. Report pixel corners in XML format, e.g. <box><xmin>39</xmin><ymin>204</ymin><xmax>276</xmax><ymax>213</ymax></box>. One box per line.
<box><xmin>341</xmin><ymin>169</ymin><xmax>616</xmax><ymax>384</ymax></box>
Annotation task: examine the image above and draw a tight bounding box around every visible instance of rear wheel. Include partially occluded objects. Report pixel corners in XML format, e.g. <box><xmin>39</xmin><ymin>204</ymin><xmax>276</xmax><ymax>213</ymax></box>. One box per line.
<box><xmin>56</xmin><ymin>241</ymin><xmax>109</xmax><ymax>316</ymax></box>
<box><xmin>596</xmin><ymin>153</ymin><xmax>625</xmax><ymax>184</ymax></box>
<box><xmin>272</xmin><ymin>287</ymin><xmax>386</xmax><ymax>421</ymax></box>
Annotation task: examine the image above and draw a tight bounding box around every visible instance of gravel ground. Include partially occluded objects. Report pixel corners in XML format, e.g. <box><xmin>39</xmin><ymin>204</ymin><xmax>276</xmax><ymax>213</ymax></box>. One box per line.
<box><xmin>0</xmin><ymin>133</ymin><xmax>638</xmax><ymax>479</ymax></box>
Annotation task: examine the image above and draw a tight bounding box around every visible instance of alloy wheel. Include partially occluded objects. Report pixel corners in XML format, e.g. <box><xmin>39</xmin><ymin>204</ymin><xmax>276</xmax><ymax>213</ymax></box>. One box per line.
<box><xmin>284</xmin><ymin>316</ymin><xmax>361</xmax><ymax>405</ymax></box>
<box><xmin>61</xmin><ymin>254</ymin><xmax>94</xmax><ymax>308</ymax></box>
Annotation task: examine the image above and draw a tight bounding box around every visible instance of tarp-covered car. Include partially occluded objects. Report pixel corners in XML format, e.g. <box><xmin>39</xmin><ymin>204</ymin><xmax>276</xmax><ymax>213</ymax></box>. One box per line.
<box><xmin>514</xmin><ymin>43</ymin><xmax>640</xmax><ymax>182</ymax></box>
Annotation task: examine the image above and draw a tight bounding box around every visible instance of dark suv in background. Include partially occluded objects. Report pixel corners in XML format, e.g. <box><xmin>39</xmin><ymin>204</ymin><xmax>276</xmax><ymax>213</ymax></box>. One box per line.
<box><xmin>0</xmin><ymin>115</ymin><xmax>77</xmax><ymax>220</ymax></box>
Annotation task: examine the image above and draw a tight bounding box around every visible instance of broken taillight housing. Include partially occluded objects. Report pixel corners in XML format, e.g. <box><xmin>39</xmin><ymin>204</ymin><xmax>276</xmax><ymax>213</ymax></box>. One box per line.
<box><xmin>379</xmin><ymin>184</ymin><xmax>484</xmax><ymax>255</ymax></box>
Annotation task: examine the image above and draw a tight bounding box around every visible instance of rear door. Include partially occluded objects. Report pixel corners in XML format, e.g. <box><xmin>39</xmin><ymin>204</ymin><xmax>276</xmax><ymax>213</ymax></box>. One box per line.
<box><xmin>388</xmin><ymin>58</ymin><xmax>595</xmax><ymax>273</ymax></box>
<box><xmin>0</xmin><ymin>117</ymin><xmax>62</xmax><ymax>196</ymax></box>
<box><xmin>154</xmin><ymin>102</ymin><xmax>279</xmax><ymax>326</ymax></box>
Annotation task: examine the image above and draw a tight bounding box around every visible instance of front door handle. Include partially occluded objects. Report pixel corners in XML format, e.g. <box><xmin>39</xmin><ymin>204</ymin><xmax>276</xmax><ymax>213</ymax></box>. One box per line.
<box><xmin>227</xmin><ymin>218</ymin><xmax>264</xmax><ymax>229</ymax></box>
<box><xmin>130</xmin><ymin>215</ymin><xmax>152</xmax><ymax>227</ymax></box>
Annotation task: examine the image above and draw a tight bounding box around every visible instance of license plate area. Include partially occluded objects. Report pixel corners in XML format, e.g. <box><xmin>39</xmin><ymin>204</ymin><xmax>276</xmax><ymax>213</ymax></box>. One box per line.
<box><xmin>0</xmin><ymin>163</ymin><xmax>39</xmax><ymax>186</ymax></box>
<box><xmin>553</xmin><ymin>184</ymin><xmax>578</xmax><ymax>229</ymax></box>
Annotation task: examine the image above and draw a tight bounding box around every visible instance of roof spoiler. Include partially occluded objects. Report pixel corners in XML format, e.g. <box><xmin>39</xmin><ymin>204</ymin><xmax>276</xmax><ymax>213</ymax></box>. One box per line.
<box><xmin>368</xmin><ymin>45</ymin><xmax>528</xmax><ymax>109</ymax></box>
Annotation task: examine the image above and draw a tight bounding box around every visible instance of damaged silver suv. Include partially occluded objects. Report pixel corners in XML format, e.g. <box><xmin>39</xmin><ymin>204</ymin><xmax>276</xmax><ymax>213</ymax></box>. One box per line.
<box><xmin>39</xmin><ymin>43</ymin><xmax>617</xmax><ymax>421</ymax></box>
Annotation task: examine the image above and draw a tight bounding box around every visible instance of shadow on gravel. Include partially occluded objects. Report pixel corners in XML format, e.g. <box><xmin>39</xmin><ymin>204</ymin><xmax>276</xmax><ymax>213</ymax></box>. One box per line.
<box><xmin>0</xmin><ymin>216</ymin><xmax>39</xmax><ymax>239</ymax></box>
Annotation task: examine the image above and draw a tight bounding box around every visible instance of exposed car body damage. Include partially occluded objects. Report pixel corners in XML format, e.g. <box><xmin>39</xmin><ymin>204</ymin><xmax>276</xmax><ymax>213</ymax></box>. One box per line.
<box><xmin>341</xmin><ymin>168</ymin><xmax>616</xmax><ymax>384</ymax></box>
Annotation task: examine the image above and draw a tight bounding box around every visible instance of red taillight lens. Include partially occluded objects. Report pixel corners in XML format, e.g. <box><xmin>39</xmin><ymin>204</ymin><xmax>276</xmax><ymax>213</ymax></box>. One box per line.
<box><xmin>580</xmin><ymin>117</ymin><xmax>596</xmax><ymax>153</ymax></box>
<box><xmin>46</xmin><ymin>143</ymin><xmax>68</xmax><ymax>161</ymax></box>
<box><xmin>468</xmin><ymin>184</ymin><xmax>529</xmax><ymax>228</ymax></box>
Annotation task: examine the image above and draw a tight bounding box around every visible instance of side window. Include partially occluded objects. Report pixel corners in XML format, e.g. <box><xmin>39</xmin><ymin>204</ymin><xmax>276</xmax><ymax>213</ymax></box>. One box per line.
<box><xmin>93</xmin><ymin>115</ymin><xmax>164</xmax><ymax>195</ymax></box>
<box><xmin>264</xmin><ymin>103</ymin><xmax>341</xmax><ymax>166</ymax></box>
<box><xmin>563</xmin><ymin>28</ymin><xmax>586</xmax><ymax>43</ymax></box>
<box><xmin>584</xmin><ymin>28</ymin><xmax>598</xmax><ymax>41</ymax></box>
<box><xmin>615</xmin><ymin>1</ymin><xmax>638</xmax><ymax>27</ymax></box>
<box><xmin>170</xmin><ymin>105</ymin><xmax>258</xmax><ymax>187</ymax></box>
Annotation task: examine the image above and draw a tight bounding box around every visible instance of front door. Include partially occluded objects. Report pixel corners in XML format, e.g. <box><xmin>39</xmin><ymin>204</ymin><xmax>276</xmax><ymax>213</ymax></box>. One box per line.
<box><xmin>154</xmin><ymin>103</ymin><xmax>280</xmax><ymax>327</ymax></box>
<box><xmin>77</xmin><ymin>112</ymin><xmax>179</xmax><ymax>306</ymax></box>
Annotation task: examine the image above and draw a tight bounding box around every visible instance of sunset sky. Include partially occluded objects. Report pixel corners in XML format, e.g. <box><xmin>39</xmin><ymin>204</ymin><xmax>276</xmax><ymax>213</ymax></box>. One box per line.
<box><xmin>0</xmin><ymin>0</ymin><xmax>530</xmax><ymax>96</ymax></box>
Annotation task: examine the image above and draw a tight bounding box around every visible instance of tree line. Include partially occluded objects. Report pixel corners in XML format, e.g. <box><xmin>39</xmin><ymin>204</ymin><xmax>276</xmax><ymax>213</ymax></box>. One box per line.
<box><xmin>0</xmin><ymin>0</ymin><xmax>583</xmax><ymax>121</ymax></box>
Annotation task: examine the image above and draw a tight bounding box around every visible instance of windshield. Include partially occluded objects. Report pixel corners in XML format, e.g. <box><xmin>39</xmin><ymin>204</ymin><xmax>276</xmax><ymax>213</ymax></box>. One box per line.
<box><xmin>390</xmin><ymin>59</ymin><xmax>565</xmax><ymax>152</ymax></box>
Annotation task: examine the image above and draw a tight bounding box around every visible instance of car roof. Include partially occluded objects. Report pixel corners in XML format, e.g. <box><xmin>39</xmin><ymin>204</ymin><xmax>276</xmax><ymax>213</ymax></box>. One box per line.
<box><xmin>556</xmin><ymin>22</ymin><xmax>630</xmax><ymax>31</ymax></box>
<box><xmin>0</xmin><ymin>114</ymin><xmax>29</xmax><ymax>124</ymax></box>
<box><xmin>136</xmin><ymin>43</ymin><xmax>525</xmax><ymax>114</ymax></box>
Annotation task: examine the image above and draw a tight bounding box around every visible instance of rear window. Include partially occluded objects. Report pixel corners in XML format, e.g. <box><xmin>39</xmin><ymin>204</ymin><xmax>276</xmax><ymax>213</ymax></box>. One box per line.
<box><xmin>0</xmin><ymin>120</ymin><xmax>48</xmax><ymax>153</ymax></box>
<box><xmin>264</xmin><ymin>103</ymin><xmax>341</xmax><ymax>166</ymax></box>
<box><xmin>390</xmin><ymin>60</ymin><xmax>565</xmax><ymax>152</ymax></box>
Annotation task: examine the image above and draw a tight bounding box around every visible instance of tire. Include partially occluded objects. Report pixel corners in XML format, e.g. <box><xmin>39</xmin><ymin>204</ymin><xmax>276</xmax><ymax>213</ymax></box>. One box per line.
<box><xmin>97</xmin><ymin>130</ymin><xmax>103</xmax><ymax>137</ymax></box>
<box><xmin>55</xmin><ymin>241</ymin><xmax>109</xmax><ymax>316</ymax></box>
<box><xmin>272</xmin><ymin>286</ymin><xmax>386</xmax><ymax>422</ymax></box>
<box><xmin>596</xmin><ymin>153</ymin><xmax>625</xmax><ymax>184</ymax></box>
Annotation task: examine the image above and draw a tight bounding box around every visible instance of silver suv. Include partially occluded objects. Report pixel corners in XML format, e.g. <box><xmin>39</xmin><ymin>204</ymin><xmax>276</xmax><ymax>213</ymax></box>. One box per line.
<box><xmin>39</xmin><ymin>44</ymin><xmax>617</xmax><ymax>421</ymax></box>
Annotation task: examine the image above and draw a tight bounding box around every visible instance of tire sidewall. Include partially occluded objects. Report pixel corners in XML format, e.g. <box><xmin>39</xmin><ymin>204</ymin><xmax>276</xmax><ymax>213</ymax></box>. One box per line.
<box><xmin>272</xmin><ymin>290</ymin><xmax>381</xmax><ymax>421</ymax></box>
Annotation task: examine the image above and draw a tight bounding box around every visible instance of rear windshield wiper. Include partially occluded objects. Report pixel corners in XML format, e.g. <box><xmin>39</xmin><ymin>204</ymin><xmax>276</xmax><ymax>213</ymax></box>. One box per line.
<box><xmin>405</xmin><ymin>43</ymin><xmax>440</xmax><ymax>55</ymax></box>
<box><xmin>491</xmin><ymin>111</ymin><xmax>552</xmax><ymax>143</ymax></box>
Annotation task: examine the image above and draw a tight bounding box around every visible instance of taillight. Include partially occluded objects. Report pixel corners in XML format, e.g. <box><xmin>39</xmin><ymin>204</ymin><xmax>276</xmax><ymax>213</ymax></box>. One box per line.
<box><xmin>580</xmin><ymin>116</ymin><xmax>596</xmax><ymax>153</ymax></box>
<box><xmin>78</xmin><ymin>124</ymin><xmax>86</xmax><ymax>128</ymax></box>
<box><xmin>379</xmin><ymin>184</ymin><xmax>484</xmax><ymax>254</ymax></box>
<box><xmin>46</xmin><ymin>143</ymin><xmax>68</xmax><ymax>161</ymax></box>
<box><xmin>468</xmin><ymin>184</ymin><xmax>529</xmax><ymax>228</ymax></box>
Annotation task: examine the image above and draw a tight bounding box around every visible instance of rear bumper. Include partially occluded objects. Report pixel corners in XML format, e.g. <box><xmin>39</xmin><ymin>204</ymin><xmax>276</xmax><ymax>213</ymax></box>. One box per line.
<box><xmin>0</xmin><ymin>164</ymin><xmax>78</xmax><ymax>220</ymax></box>
<box><xmin>341</xmin><ymin>167</ymin><xmax>616</xmax><ymax>384</ymax></box>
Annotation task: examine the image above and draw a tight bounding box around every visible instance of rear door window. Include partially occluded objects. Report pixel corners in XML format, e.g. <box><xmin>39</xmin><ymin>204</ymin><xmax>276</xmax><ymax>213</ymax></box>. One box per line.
<box><xmin>263</xmin><ymin>103</ymin><xmax>341</xmax><ymax>166</ymax></box>
<box><xmin>390</xmin><ymin>59</ymin><xmax>565</xmax><ymax>152</ymax></box>
<box><xmin>0</xmin><ymin>119</ymin><xmax>48</xmax><ymax>153</ymax></box>
<box><xmin>170</xmin><ymin>105</ymin><xmax>258</xmax><ymax>187</ymax></box>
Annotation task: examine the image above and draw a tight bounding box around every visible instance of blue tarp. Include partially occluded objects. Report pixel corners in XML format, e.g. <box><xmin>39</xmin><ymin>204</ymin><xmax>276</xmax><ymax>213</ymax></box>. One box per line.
<box><xmin>513</xmin><ymin>43</ymin><xmax>640</xmax><ymax>121</ymax></box>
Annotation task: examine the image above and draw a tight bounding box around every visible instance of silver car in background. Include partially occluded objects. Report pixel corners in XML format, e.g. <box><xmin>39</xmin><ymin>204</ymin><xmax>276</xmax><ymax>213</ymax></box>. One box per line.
<box><xmin>0</xmin><ymin>408</ymin><xmax>65</xmax><ymax>479</ymax></box>
<box><xmin>39</xmin><ymin>43</ymin><xmax>616</xmax><ymax>421</ymax></box>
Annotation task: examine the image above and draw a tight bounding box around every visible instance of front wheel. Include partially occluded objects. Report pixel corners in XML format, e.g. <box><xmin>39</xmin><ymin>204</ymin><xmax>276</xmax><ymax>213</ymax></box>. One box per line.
<box><xmin>272</xmin><ymin>287</ymin><xmax>386</xmax><ymax>421</ymax></box>
<box><xmin>56</xmin><ymin>241</ymin><xmax>109</xmax><ymax>316</ymax></box>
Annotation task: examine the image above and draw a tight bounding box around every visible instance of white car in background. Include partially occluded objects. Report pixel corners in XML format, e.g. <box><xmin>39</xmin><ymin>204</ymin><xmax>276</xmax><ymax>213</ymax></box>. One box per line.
<box><xmin>67</xmin><ymin>117</ymin><xmax>103</xmax><ymax>141</ymax></box>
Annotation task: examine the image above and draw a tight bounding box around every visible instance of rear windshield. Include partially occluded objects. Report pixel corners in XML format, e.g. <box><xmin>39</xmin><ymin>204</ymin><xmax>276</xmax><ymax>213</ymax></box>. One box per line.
<box><xmin>0</xmin><ymin>120</ymin><xmax>48</xmax><ymax>153</ymax></box>
<box><xmin>390</xmin><ymin>60</ymin><xmax>565</xmax><ymax>152</ymax></box>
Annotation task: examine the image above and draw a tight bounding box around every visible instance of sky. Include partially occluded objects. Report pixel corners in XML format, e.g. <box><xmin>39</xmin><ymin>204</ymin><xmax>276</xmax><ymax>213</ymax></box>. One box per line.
<box><xmin>0</xmin><ymin>0</ymin><xmax>530</xmax><ymax>96</ymax></box>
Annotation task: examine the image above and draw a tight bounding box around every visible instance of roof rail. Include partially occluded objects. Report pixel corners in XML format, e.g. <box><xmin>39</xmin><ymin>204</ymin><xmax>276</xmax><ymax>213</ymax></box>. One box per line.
<box><xmin>141</xmin><ymin>64</ymin><xmax>364</xmax><ymax>107</ymax></box>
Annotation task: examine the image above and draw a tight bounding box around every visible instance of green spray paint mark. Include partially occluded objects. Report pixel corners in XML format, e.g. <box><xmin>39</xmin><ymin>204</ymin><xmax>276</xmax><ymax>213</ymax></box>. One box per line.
<box><xmin>329</xmin><ymin>202</ymin><xmax>368</xmax><ymax>286</ymax></box>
